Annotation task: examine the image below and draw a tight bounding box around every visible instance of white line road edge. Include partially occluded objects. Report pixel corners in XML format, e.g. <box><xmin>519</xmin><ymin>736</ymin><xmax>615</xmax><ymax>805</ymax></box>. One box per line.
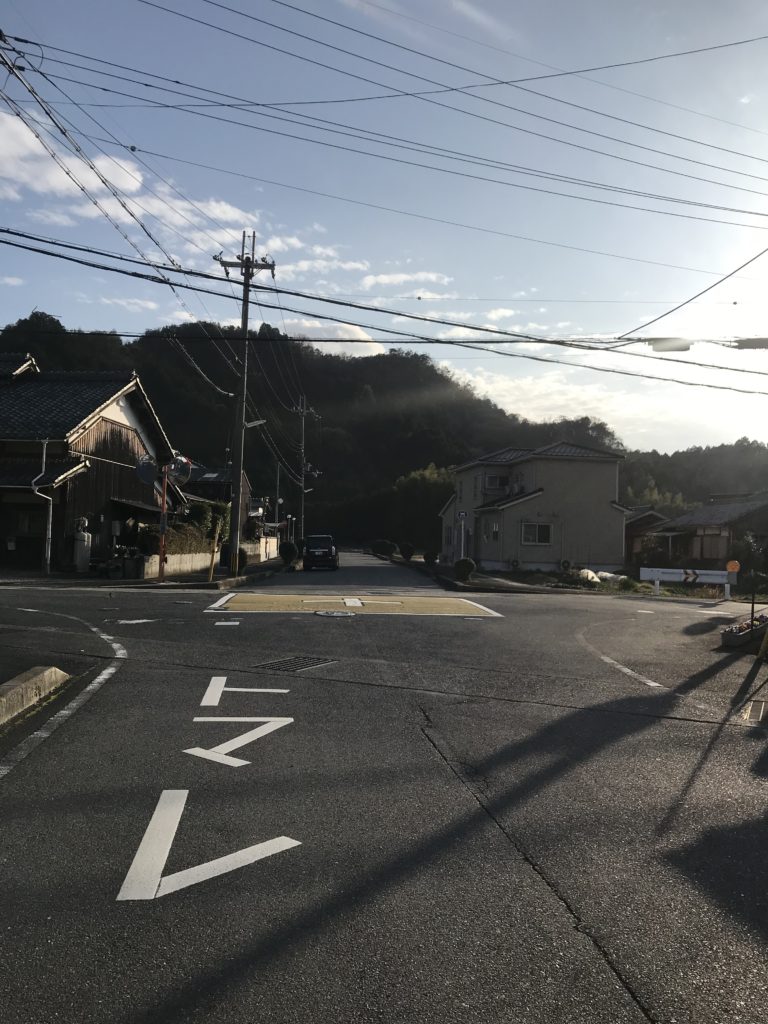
<box><xmin>207</xmin><ymin>594</ymin><xmax>234</xmax><ymax>611</ymax></box>
<box><xmin>116</xmin><ymin>789</ymin><xmax>301</xmax><ymax>900</ymax></box>
<box><xmin>576</xmin><ymin>628</ymin><xmax>664</xmax><ymax>689</ymax></box>
<box><xmin>0</xmin><ymin>609</ymin><xmax>128</xmax><ymax>782</ymax></box>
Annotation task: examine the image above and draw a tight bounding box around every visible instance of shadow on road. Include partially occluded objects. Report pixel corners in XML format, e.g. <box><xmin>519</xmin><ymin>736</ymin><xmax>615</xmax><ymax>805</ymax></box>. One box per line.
<box><xmin>124</xmin><ymin>678</ymin><xmax>743</xmax><ymax>1023</ymax></box>
<box><xmin>681</xmin><ymin>617</ymin><xmax>733</xmax><ymax>636</ymax></box>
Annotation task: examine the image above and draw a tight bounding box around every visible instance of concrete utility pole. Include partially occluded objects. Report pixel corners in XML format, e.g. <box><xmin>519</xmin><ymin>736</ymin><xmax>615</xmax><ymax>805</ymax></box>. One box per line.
<box><xmin>214</xmin><ymin>233</ymin><xmax>274</xmax><ymax>576</ymax></box>
<box><xmin>299</xmin><ymin>394</ymin><xmax>306</xmax><ymax>543</ymax></box>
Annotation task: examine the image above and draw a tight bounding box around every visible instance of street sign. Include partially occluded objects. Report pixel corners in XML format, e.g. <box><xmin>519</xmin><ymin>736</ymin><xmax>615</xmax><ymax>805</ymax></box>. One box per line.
<box><xmin>640</xmin><ymin>568</ymin><xmax>736</xmax><ymax>584</ymax></box>
<box><xmin>726</xmin><ymin>559</ymin><xmax>741</xmax><ymax>573</ymax></box>
<box><xmin>457</xmin><ymin>511</ymin><xmax>467</xmax><ymax>519</ymax></box>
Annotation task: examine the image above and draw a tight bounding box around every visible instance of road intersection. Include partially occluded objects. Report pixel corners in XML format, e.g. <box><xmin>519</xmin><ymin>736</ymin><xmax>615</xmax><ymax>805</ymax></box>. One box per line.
<box><xmin>1</xmin><ymin>553</ymin><xmax>767</xmax><ymax>1023</ymax></box>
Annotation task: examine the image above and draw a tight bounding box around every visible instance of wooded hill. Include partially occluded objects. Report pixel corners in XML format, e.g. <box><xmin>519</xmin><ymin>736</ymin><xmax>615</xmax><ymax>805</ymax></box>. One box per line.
<box><xmin>2</xmin><ymin>311</ymin><xmax>763</xmax><ymax>548</ymax></box>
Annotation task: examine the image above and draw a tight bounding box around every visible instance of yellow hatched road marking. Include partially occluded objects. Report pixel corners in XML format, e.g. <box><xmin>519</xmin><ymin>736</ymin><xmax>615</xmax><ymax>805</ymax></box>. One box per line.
<box><xmin>207</xmin><ymin>594</ymin><xmax>501</xmax><ymax>617</ymax></box>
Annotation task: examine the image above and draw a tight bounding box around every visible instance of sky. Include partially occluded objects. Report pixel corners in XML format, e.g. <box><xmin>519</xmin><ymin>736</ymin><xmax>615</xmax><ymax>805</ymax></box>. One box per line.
<box><xmin>2</xmin><ymin>0</ymin><xmax>768</xmax><ymax>453</ymax></box>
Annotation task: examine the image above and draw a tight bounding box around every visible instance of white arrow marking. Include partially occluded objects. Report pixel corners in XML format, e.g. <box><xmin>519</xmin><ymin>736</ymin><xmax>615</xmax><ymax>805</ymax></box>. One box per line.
<box><xmin>116</xmin><ymin>619</ymin><xmax>157</xmax><ymax>625</ymax></box>
<box><xmin>184</xmin><ymin>717</ymin><xmax>294</xmax><ymax>767</ymax></box>
<box><xmin>117</xmin><ymin>790</ymin><xmax>300</xmax><ymax>900</ymax></box>
<box><xmin>200</xmin><ymin>676</ymin><xmax>289</xmax><ymax>706</ymax></box>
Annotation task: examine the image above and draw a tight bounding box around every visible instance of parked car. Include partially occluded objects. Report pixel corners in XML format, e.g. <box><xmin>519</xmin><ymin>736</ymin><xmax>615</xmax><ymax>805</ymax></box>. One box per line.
<box><xmin>302</xmin><ymin>534</ymin><xmax>339</xmax><ymax>571</ymax></box>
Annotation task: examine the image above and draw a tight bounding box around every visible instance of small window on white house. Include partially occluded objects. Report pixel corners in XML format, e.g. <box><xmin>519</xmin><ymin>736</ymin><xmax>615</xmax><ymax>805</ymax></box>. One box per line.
<box><xmin>521</xmin><ymin>522</ymin><xmax>552</xmax><ymax>545</ymax></box>
<box><xmin>492</xmin><ymin>522</ymin><xmax>500</xmax><ymax>542</ymax></box>
<box><xmin>444</xmin><ymin>525</ymin><xmax>453</xmax><ymax>545</ymax></box>
<box><xmin>486</xmin><ymin>475</ymin><xmax>509</xmax><ymax>489</ymax></box>
<box><xmin>482</xmin><ymin>522</ymin><xmax>489</xmax><ymax>542</ymax></box>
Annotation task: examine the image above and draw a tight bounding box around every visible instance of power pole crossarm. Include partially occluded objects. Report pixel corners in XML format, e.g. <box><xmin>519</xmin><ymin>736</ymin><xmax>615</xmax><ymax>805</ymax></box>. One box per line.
<box><xmin>214</xmin><ymin>232</ymin><xmax>275</xmax><ymax>577</ymax></box>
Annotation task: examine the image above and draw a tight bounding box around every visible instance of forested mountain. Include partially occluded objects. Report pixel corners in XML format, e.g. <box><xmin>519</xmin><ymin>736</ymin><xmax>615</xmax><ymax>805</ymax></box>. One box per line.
<box><xmin>2</xmin><ymin>311</ymin><xmax>765</xmax><ymax>546</ymax></box>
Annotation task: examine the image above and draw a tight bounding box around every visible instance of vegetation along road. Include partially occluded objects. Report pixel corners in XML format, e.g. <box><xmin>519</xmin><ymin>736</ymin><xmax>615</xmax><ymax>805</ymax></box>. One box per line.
<box><xmin>1</xmin><ymin>554</ymin><xmax>767</xmax><ymax>1023</ymax></box>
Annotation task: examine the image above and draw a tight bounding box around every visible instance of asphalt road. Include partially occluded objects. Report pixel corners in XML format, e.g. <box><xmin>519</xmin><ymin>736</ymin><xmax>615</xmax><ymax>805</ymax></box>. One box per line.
<box><xmin>1</xmin><ymin>552</ymin><xmax>767</xmax><ymax>1023</ymax></box>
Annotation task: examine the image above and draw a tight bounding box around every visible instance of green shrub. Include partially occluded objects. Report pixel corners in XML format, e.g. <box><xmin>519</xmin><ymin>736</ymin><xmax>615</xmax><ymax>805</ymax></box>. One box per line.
<box><xmin>399</xmin><ymin>541</ymin><xmax>415</xmax><ymax>561</ymax></box>
<box><xmin>279</xmin><ymin>540</ymin><xmax>298</xmax><ymax>565</ymax></box>
<box><xmin>423</xmin><ymin>550</ymin><xmax>438</xmax><ymax>567</ymax></box>
<box><xmin>372</xmin><ymin>538</ymin><xmax>397</xmax><ymax>557</ymax></box>
<box><xmin>454</xmin><ymin>557</ymin><xmax>476</xmax><ymax>581</ymax></box>
<box><xmin>186</xmin><ymin>503</ymin><xmax>212</xmax><ymax>532</ymax></box>
<box><xmin>238</xmin><ymin>546</ymin><xmax>248</xmax><ymax>570</ymax></box>
<box><xmin>619</xmin><ymin>576</ymin><xmax>638</xmax><ymax>592</ymax></box>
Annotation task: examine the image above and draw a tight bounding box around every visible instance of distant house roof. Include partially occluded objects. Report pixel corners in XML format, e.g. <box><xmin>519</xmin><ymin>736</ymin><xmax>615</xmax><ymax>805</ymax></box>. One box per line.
<box><xmin>625</xmin><ymin>506</ymin><xmax>668</xmax><ymax>526</ymax></box>
<box><xmin>455</xmin><ymin>440</ymin><xmax>623</xmax><ymax>471</ymax></box>
<box><xmin>663</xmin><ymin>494</ymin><xmax>768</xmax><ymax>529</ymax></box>
<box><xmin>0</xmin><ymin>352</ymin><xmax>38</xmax><ymax>378</ymax></box>
<box><xmin>0</xmin><ymin>370</ymin><xmax>173</xmax><ymax>458</ymax></box>
<box><xmin>0</xmin><ymin>457</ymin><xmax>88</xmax><ymax>489</ymax></box>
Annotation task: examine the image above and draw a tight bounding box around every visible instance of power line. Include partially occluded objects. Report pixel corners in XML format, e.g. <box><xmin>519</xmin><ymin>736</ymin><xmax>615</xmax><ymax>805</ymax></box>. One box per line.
<box><xmin>23</xmin><ymin>60</ymin><xmax>768</xmax><ymax>212</ymax></box>
<box><xmin>14</xmin><ymin>75</ymin><xmax>768</xmax><ymax>234</ymax></box>
<box><xmin>138</xmin><ymin>0</ymin><xmax>768</xmax><ymax>191</ymax></box>
<box><xmin>6</xmin><ymin>235</ymin><xmax>768</xmax><ymax>397</ymax></box>
<box><xmin>9</xmin><ymin>118</ymin><xmax>740</xmax><ymax>279</ymax></box>
<box><xmin>259</xmin><ymin>0</ymin><xmax>768</xmax><ymax>171</ymax></box>
<box><xmin>618</xmin><ymin>240</ymin><xmax>768</xmax><ymax>338</ymax></box>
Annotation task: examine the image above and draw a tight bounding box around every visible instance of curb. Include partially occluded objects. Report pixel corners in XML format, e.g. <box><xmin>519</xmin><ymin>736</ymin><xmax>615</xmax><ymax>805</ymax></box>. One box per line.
<box><xmin>0</xmin><ymin>666</ymin><xmax>71</xmax><ymax>728</ymax></box>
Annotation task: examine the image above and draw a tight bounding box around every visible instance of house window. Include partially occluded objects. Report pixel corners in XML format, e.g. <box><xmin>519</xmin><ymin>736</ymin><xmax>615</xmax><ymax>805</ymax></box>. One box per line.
<box><xmin>521</xmin><ymin>522</ymin><xmax>552</xmax><ymax>545</ymax></box>
<box><xmin>444</xmin><ymin>525</ymin><xmax>453</xmax><ymax>545</ymax></box>
<box><xmin>492</xmin><ymin>521</ymin><xmax>499</xmax><ymax>542</ymax></box>
<box><xmin>486</xmin><ymin>475</ymin><xmax>509</xmax><ymax>489</ymax></box>
<box><xmin>482</xmin><ymin>522</ymin><xmax>489</xmax><ymax>542</ymax></box>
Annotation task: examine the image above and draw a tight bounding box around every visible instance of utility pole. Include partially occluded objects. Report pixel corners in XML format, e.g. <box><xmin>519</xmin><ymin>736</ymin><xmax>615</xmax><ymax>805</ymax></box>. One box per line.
<box><xmin>214</xmin><ymin>233</ymin><xmax>274</xmax><ymax>576</ymax></box>
<box><xmin>299</xmin><ymin>394</ymin><xmax>306</xmax><ymax>543</ymax></box>
<box><xmin>274</xmin><ymin>461</ymin><xmax>281</xmax><ymax>542</ymax></box>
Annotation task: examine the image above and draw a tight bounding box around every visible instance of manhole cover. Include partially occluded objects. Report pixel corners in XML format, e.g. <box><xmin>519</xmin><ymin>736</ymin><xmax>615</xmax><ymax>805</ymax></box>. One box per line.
<box><xmin>315</xmin><ymin>610</ymin><xmax>356</xmax><ymax>617</ymax></box>
<box><xmin>255</xmin><ymin>655</ymin><xmax>338</xmax><ymax>672</ymax></box>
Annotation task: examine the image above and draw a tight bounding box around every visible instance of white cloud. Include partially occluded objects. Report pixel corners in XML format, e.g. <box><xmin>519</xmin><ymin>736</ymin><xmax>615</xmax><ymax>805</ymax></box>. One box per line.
<box><xmin>311</xmin><ymin>244</ymin><xmax>339</xmax><ymax>258</ymax></box>
<box><xmin>282</xmin><ymin>317</ymin><xmax>385</xmax><ymax>356</ymax></box>
<box><xmin>360</xmin><ymin>271</ymin><xmax>452</xmax><ymax>290</ymax></box>
<box><xmin>0</xmin><ymin>276</ymin><xmax>24</xmax><ymax>286</ymax></box>
<box><xmin>486</xmin><ymin>307</ymin><xmax>520</xmax><ymax>322</ymax></box>
<box><xmin>100</xmin><ymin>297</ymin><xmax>159</xmax><ymax>313</ymax></box>
<box><xmin>0</xmin><ymin>183</ymin><xmax>20</xmax><ymax>200</ymax></box>
<box><xmin>28</xmin><ymin>209</ymin><xmax>76</xmax><ymax>227</ymax></box>
<box><xmin>311</xmin><ymin>222</ymin><xmax>327</xmax><ymax>233</ymax></box>
<box><xmin>169</xmin><ymin>309</ymin><xmax>196</xmax><ymax>322</ymax></box>
<box><xmin>739</xmin><ymin>94</ymin><xmax>754</xmax><ymax>104</ymax></box>
<box><xmin>278</xmin><ymin>258</ymin><xmax>370</xmax><ymax>282</ymax></box>
<box><xmin>396</xmin><ymin>289</ymin><xmax>459</xmax><ymax>300</ymax></box>
<box><xmin>451</xmin><ymin>0</ymin><xmax>514</xmax><ymax>36</ymax></box>
<box><xmin>264</xmin><ymin>234</ymin><xmax>304</xmax><ymax>253</ymax></box>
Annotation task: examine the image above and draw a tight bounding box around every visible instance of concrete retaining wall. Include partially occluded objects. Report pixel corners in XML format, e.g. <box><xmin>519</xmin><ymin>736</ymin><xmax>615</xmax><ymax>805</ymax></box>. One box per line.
<box><xmin>142</xmin><ymin>551</ymin><xmax>212</xmax><ymax>579</ymax></box>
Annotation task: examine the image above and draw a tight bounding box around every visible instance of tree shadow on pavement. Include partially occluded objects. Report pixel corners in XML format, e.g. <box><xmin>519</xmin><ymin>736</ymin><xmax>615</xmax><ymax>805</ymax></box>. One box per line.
<box><xmin>681</xmin><ymin>617</ymin><xmax>733</xmax><ymax>636</ymax></box>
<box><xmin>126</xmin><ymin>685</ymin><xmax>698</xmax><ymax>1024</ymax></box>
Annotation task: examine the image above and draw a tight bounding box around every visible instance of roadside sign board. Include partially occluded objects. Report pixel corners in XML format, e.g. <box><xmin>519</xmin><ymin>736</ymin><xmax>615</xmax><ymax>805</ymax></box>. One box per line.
<box><xmin>457</xmin><ymin>511</ymin><xmax>467</xmax><ymax>519</ymax></box>
<box><xmin>640</xmin><ymin>568</ymin><xmax>736</xmax><ymax>584</ymax></box>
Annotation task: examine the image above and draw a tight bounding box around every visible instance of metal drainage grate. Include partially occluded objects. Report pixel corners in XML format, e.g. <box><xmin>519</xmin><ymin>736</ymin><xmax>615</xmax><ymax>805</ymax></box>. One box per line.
<box><xmin>745</xmin><ymin>700</ymin><xmax>767</xmax><ymax>723</ymax></box>
<box><xmin>254</xmin><ymin>655</ymin><xmax>337</xmax><ymax>673</ymax></box>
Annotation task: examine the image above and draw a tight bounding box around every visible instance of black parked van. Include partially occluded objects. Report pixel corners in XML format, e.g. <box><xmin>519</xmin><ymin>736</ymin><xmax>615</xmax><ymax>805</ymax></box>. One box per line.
<box><xmin>302</xmin><ymin>534</ymin><xmax>340</xmax><ymax>571</ymax></box>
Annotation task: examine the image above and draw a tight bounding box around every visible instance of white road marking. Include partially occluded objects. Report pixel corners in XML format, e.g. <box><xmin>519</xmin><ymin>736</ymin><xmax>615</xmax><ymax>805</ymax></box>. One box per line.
<box><xmin>207</xmin><ymin>594</ymin><xmax>234</xmax><ymax>611</ymax></box>
<box><xmin>461</xmin><ymin>599</ymin><xmax>504</xmax><ymax>618</ymax></box>
<box><xmin>116</xmin><ymin>619</ymin><xmax>157</xmax><ymax>625</ymax></box>
<box><xmin>200</xmin><ymin>676</ymin><xmax>289</xmax><ymax>706</ymax></box>
<box><xmin>576</xmin><ymin>629</ymin><xmax>663</xmax><ymax>688</ymax></box>
<box><xmin>215</xmin><ymin>620</ymin><xmax>240</xmax><ymax>626</ymax></box>
<box><xmin>637</xmin><ymin>610</ymin><xmax>655</xmax><ymax>614</ymax></box>
<box><xmin>0</xmin><ymin>610</ymin><xmax>128</xmax><ymax>782</ymax></box>
<box><xmin>343</xmin><ymin>598</ymin><xmax>363</xmax><ymax>607</ymax></box>
<box><xmin>184</xmin><ymin>717</ymin><xmax>294</xmax><ymax>767</ymax></box>
<box><xmin>116</xmin><ymin>790</ymin><xmax>300</xmax><ymax>900</ymax></box>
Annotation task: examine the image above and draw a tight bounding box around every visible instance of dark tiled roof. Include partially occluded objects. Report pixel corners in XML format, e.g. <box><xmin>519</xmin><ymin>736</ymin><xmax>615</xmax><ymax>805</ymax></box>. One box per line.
<box><xmin>0</xmin><ymin>352</ymin><xmax>38</xmax><ymax>378</ymax></box>
<box><xmin>535</xmin><ymin>441</ymin><xmax>622</xmax><ymax>460</ymax></box>
<box><xmin>457</xmin><ymin>440</ymin><xmax>622</xmax><ymax>471</ymax></box>
<box><xmin>664</xmin><ymin>494</ymin><xmax>768</xmax><ymax>529</ymax></box>
<box><xmin>0</xmin><ymin>371</ymin><xmax>133</xmax><ymax>439</ymax></box>
<box><xmin>0</xmin><ymin>457</ymin><xmax>87</xmax><ymax>488</ymax></box>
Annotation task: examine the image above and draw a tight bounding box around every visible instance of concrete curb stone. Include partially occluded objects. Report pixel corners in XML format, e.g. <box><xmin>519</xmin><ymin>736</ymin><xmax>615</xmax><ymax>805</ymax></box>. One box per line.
<box><xmin>0</xmin><ymin>666</ymin><xmax>71</xmax><ymax>728</ymax></box>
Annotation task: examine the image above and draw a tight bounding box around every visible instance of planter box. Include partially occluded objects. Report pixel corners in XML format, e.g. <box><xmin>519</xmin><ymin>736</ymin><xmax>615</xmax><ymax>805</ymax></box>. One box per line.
<box><xmin>721</xmin><ymin>622</ymin><xmax>768</xmax><ymax>648</ymax></box>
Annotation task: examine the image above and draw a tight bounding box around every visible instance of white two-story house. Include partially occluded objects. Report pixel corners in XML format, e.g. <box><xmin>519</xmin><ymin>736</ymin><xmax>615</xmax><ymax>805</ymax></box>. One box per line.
<box><xmin>439</xmin><ymin>441</ymin><xmax>627</xmax><ymax>571</ymax></box>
